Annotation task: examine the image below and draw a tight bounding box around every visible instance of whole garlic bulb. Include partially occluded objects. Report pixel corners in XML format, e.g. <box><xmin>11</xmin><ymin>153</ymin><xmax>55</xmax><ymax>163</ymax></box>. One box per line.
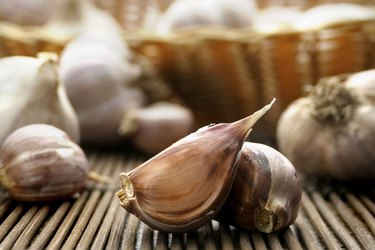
<box><xmin>0</xmin><ymin>0</ymin><xmax>58</xmax><ymax>26</ymax></box>
<box><xmin>276</xmin><ymin>77</ymin><xmax>375</xmax><ymax>181</ymax></box>
<box><xmin>0</xmin><ymin>124</ymin><xmax>90</xmax><ymax>202</ymax></box>
<box><xmin>0</xmin><ymin>52</ymin><xmax>80</xmax><ymax>145</ymax></box>
<box><xmin>217</xmin><ymin>142</ymin><xmax>301</xmax><ymax>233</ymax></box>
<box><xmin>116</xmin><ymin>101</ymin><xmax>274</xmax><ymax>233</ymax></box>
<box><xmin>119</xmin><ymin>101</ymin><xmax>195</xmax><ymax>155</ymax></box>
<box><xmin>60</xmin><ymin>29</ymin><xmax>147</xmax><ymax>146</ymax></box>
<box><xmin>346</xmin><ymin>70</ymin><xmax>375</xmax><ymax>106</ymax></box>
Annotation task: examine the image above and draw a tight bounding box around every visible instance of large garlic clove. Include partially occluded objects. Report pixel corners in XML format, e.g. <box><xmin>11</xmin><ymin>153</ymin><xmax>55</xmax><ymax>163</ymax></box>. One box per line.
<box><xmin>0</xmin><ymin>124</ymin><xmax>89</xmax><ymax>202</ymax></box>
<box><xmin>119</xmin><ymin>101</ymin><xmax>195</xmax><ymax>155</ymax></box>
<box><xmin>116</xmin><ymin>100</ymin><xmax>274</xmax><ymax>233</ymax></box>
<box><xmin>277</xmin><ymin>78</ymin><xmax>375</xmax><ymax>181</ymax></box>
<box><xmin>217</xmin><ymin>142</ymin><xmax>302</xmax><ymax>233</ymax></box>
<box><xmin>0</xmin><ymin>52</ymin><xmax>80</xmax><ymax>145</ymax></box>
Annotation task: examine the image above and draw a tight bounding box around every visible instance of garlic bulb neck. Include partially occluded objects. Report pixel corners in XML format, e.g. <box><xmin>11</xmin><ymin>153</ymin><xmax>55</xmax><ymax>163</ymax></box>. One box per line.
<box><xmin>311</xmin><ymin>78</ymin><xmax>359</xmax><ymax>124</ymax></box>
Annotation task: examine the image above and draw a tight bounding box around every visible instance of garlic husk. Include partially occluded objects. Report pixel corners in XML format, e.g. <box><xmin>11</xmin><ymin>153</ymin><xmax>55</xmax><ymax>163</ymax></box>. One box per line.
<box><xmin>116</xmin><ymin>100</ymin><xmax>274</xmax><ymax>233</ymax></box>
<box><xmin>346</xmin><ymin>70</ymin><xmax>375</xmax><ymax>106</ymax></box>
<box><xmin>217</xmin><ymin>142</ymin><xmax>301</xmax><ymax>233</ymax></box>
<box><xmin>276</xmin><ymin>79</ymin><xmax>375</xmax><ymax>181</ymax></box>
<box><xmin>0</xmin><ymin>124</ymin><xmax>89</xmax><ymax>202</ymax></box>
<box><xmin>0</xmin><ymin>52</ymin><xmax>80</xmax><ymax>145</ymax></box>
<box><xmin>119</xmin><ymin>101</ymin><xmax>195</xmax><ymax>155</ymax></box>
<box><xmin>60</xmin><ymin>29</ymin><xmax>146</xmax><ymax>146</ymax></box>
<box><xmin>0</xmin><ymin>0</ymin><xmax>58</xmax><ymax>26</ymax></box>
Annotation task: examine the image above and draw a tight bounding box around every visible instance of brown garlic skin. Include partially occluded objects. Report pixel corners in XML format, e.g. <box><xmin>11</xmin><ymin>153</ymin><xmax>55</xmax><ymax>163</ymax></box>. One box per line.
<box><xmin>116</xmin><ymin>101</ymin><xmax>274</xmax><ymax>233</ymax></box>
<box><xmin>276</xmin><ymin>78</ymin><xmax>375</xmax><ymax>181</ymax></box>
<box><xmin>217</xmin><ymin>142</ymin><xmax>302</xmax><ymax>233</ymax></box>
<box><xmin>0</xmin><ymin>124</ymin><xmax>90</xmax><ymax>202</ymax></box>
<box><xmin>119</xmin><ymin>101</ymin><xmax>195</xmax><ymax>155</ymax></box>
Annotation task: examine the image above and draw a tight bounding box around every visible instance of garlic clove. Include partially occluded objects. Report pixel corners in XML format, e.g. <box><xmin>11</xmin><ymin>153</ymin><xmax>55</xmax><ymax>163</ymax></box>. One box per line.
<box><xmin>116</xmin><ymin>100</ymin><xmax>274</xmax><ymax>233</ymax></box>
<box><xmin>0</xmin><ymin>52</ymin><xmax>80</xmax><ymax>145</ymax></box>
<box><xmin>118</xmin><ymin>101</ymin><xmax>195</xmax><ymax>155</ymax></box>
<box><xmin>217</xmin><ymin>142</ymin><xmax>302</xmax><ymax>233</ymax></box>
<box><xmin>0</xmin><ymin>124</ymin><xmax>89</xmax><ymax>202</ymax></box>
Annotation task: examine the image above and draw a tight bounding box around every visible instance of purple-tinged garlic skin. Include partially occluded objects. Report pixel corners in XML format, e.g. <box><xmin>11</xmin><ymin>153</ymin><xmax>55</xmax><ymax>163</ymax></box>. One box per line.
<box><xmin>277</xmin><ymin>78</ymin><xmax>375</xmax><ymax>181</ymax></box>
<box><xmin>0</xmin><ymin>124</ymin><xmax>90</xmax><ymax>202</ymax></box>
<box><xmin>60</xmin><ymin>30</ymin><xmax>147</xmax><ymax>146</ymax></box>
<box><xmin>119</xmin><ymin>101</ymin><xmax>195</xmax><ymax>155</ymax></box>
<box><xmin>217</xmin><ymin>142</ymin><xmax>302</xmax><ymax>233</ymax></box>
<box><xmin>116</xmin><ymin>101</ymin><xmax>274</xmax><ymax>233</ymax></box>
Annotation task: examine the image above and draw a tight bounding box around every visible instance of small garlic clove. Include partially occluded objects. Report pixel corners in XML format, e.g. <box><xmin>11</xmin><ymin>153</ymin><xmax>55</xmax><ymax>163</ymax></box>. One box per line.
<box><xmin>0</xmin><ymin>124</ymin><xmax>90</xmax><ymax>202</ymax></box>
<box><xmin>118</xmin><ymin>101</ymin><xmax>195</xmax><ymax>155</ymax></box>
<box><xmin>217</xmin><ymin>142</ymin><xmax>302</xmax><ymax>233</ymax></box>
<box><xmin>116</xmin><ymin>100</ymin><xmax>274</xmax><ymax>233</ymax></box>
<box><xmin>0</xmin><ymin>52</ymin><xmax>80</xmax><ymax>145</ymax></box>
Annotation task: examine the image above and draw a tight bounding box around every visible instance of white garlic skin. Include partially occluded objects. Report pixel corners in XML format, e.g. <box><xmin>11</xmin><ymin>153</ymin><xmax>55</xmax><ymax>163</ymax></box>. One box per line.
<box><xmin>0</xmin><ymin>0</ymin><xmax>58</xmax><ymax>26</ymax></box>
<box><xmin>60</xmin><ymin>30</ymin><xmax>147</xmax><ymax>146</ymax></box>
<box><xmin>119</xmin><ymin>101</ymin><xmax>195</xmax><ymax>155</ymax></box>
<box><xmin>346</xmin><ymin>70</ymin><xmax>375</xmax><ymax>106</ymax></box>
<box><xmin>0</xmin><ymin>53</ymin><xmax>80</xmax><ymax>145</ymax></box>
<box><xmin>0</xmin><ymin>124</ymin><xmax>89</xmax><ymax>202</ymax></box>
<box><xmin>276</xmin><ymin>97</ymin><xmax>375</xmax><ymax>181</ymax></box>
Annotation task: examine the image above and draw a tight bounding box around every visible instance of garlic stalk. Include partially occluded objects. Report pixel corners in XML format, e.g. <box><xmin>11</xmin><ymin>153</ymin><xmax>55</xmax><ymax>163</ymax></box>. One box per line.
<box><xmin>116</xmin><ymin>100</ymin><xmax>274</xmax><ymax>233</ymax></box>
<box><xmin>217</xmin><ymin>142</ymin><xmax>302</xmax><ymax>233</ymax></box>
<box><xmin>276</xmin><ymin>77</ymin><xmax>375</xmax><ymax>181</ymax></box>
<box><xmin>119</xmin><ymin>101</ymin><xmax>195</xmax><ymax>155</ymax></box>
<box><xmin>0</xmin><ymin>52</ymin><xmax>80</xmax><ymax>145</ymax></box>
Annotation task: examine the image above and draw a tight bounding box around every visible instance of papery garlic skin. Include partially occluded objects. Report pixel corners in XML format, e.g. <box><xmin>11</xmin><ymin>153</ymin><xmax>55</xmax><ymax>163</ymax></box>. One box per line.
<box><xmin>119</xmin><ymin>101</ymin><xmax>195</xmax><ymax>155</ymax></box>
<box><xmin>0</xmin><ymin>124</ymin><xmax>89</xmax><ymax>202</ymax></box>
<box><xmin>116</xmin><ymin>101</ymin><xmax>274</xmax><ymax>233</ymax></box>
<box><xmin>0</xmin><ymin>53</ymin><xmax>80</xmax><ymax>145</ymax></box>
<box><xmin>60</xmin><ymin>30</ymin><xmax>146</xmax><ymax>146</ymax></box>
<box><xmin>276</xmin><ymin>80</ymin><xmax>375</xmax><ymax>181</ymax></box>
<box><xmin>346</xmin><ymin>70</ymin><xmax>375</xmax><ymax>106</ymax></box>
<box><xmin>217</xmin><ymin>142</ymin><xmax>301</xmax><ymax>233</ymax></box>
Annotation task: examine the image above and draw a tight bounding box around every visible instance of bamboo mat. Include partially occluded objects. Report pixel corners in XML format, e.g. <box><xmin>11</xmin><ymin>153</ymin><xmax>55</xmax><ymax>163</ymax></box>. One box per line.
<box><xmin>0</xmin><ymin>150</ymin><xmax>374</xmax><ymax>250</ymax></box>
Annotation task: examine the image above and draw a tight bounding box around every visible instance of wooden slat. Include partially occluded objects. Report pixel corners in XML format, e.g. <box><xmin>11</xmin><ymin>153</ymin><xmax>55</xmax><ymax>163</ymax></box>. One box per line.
<box><xmin>1</xmin><ymin>151</ymin><xmax>375</xmax><ymax>249</ymax></box>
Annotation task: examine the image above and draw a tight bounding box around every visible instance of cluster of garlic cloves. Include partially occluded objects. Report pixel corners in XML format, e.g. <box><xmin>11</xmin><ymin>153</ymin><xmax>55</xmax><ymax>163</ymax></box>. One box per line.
<box><xmin>0</xmin><ymin>124</ymin><xmax>90</xmax><ymax>202</ymax></box>
<box><xmin>0</xmin><ymin>52</ymin><xmax>80</xmax><ymax>146</ymax></box>
<box><xmin>117</xmin><ymin>100</ymin><xmax>301</xmax><ymax>233</ymax></box>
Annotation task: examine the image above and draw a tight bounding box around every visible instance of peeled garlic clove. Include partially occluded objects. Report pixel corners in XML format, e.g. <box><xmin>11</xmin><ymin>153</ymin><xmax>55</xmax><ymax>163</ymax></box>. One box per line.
<box><xmin>217</xmin><ymin>142</ymin><xmax>302</xmax><ymax>233</ymax></box>
<box><xmin>116</xmin><ymin>100</ymin><xmax>274</xmax><ymax>233</ymax></box>
<box><xmin>0</xmin><ymin>52</ymin><xmax>80</xmax><ymax>145</ymax></box>
<box><xmin>0</xmin><ymin>124</ymin><xmax>89</xmax><ymax>202</ymax></box>
<box><xmin>277</xmin><ymin>78</ymin><xmax>375</xmax><ymax>181</ymax></box>
<box><xmin>119</xmin><ymin>101</ymin><xmax>195</xmax><ymax>154</ymax></box>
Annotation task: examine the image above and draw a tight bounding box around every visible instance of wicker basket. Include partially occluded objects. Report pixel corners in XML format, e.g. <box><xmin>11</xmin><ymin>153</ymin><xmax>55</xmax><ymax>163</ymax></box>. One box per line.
<box><xmin>126</xmin><ymin>18</ymin><xmax>375</xmax><ymax>140</ymax></box>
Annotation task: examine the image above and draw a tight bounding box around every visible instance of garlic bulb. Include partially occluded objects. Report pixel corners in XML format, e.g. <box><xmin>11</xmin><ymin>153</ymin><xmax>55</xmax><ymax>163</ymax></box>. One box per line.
<box><xmin>346</xmin><ymin>70</ymin><xmax>375</xmax><ymax>106</ymax></box>
<box><xmin>60</xmin><ymin>29</ymin><xmax>146</xmax><ymax>146</ymax></box>
<box><xmin>156</xmin><ymin>0</ymin><xmax>256</xmax><ymax>34</ymax></box>
<box><xmin>276</xmin><ymin>77</ymin><xmax>375</xmax><ymax>181</ymax></box>
<box><xmin>0</xmin><ymin>124</ymin><xmax>89</xmax><ymax>202</ymax></box>
<box><xmin>294</xmin><ymin>3</ymin><xmax>375</xmax><ymax>31</ymax></box>
<box><xmin>119</xmin><ymin>101</ymin><xmax>195</xmax><ymax>155</ymax></box>
<box><xmin>116</xmin><ymin>100</ymin><xmax>274</xmax><ymax>233</ymax></box>
<box><xmin>0</xmin><ymin>52</ymin><xmax>80</xmax><ymax>145</ymax></box>
<box><xmin>0</xmin><ymin>0</ymin><xmax>58</xmax><ymax>26</ymax></box>
<box><xmin>217</xmin><ymin>142</ymin><xmax>301</xmax><ymax>233</ymax></box>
